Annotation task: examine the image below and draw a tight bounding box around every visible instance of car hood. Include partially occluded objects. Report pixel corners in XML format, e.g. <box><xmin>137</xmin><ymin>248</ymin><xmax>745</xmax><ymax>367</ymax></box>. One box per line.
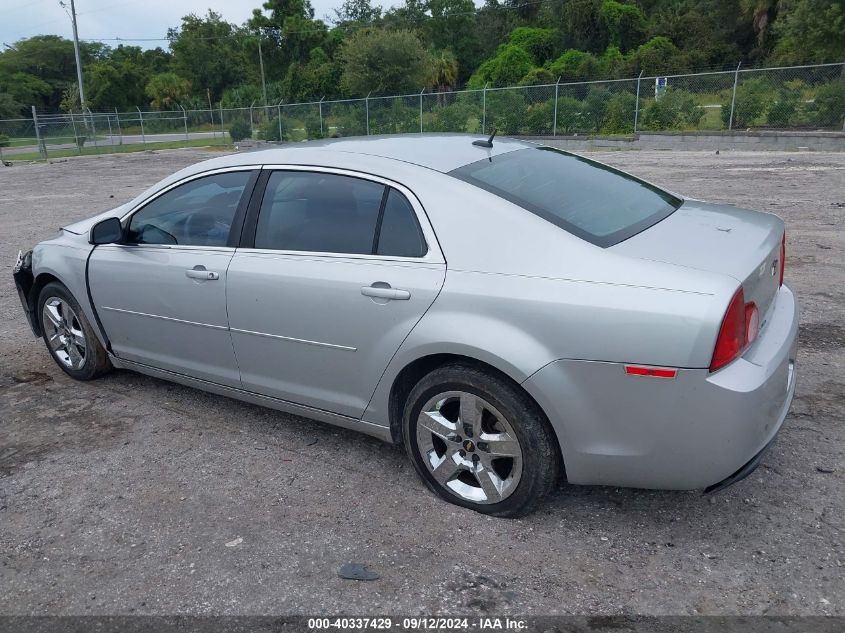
<box><xmin>62</xmin><ymin>203</ymin><xmax>132</xmax><ymax>235</ymax></box>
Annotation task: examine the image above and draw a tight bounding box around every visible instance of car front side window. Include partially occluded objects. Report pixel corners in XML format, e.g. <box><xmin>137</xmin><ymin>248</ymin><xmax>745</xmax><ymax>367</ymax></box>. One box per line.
<box><xmin>127</xmin><ymin>171</ymin><xmax>252</xmax><ymax>247</ymax></box>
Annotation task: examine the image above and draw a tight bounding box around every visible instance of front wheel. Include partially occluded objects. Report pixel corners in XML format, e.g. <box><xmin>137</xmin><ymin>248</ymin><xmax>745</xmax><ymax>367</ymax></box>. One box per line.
<box><xmin>38</xmin><ymin>281</ymin><xmax>112</xmax><ymax>381</ymax></box>
<box><xmin>402</xmin><ymin>363</ymin><xmax>561</xmax><ymax>518</ymax></box>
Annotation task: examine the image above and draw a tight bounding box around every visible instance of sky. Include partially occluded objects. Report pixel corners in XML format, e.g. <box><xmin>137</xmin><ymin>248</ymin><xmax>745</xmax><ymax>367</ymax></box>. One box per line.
<box><xmin>1</xmin><ymin>0</ymin><xmax>396</xmax><ymax>50</ymax></box>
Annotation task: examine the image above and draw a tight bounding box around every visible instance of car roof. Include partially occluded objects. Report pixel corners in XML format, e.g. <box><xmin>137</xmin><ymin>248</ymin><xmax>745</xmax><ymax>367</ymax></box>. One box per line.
<box><xmin>204</xmin><ymin>134</ymin><xmax>534</xmax><ymax>174</ymax></box>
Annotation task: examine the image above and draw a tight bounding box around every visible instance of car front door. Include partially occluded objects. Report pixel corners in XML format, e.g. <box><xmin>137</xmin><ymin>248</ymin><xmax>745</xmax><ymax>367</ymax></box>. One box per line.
<box><xmin>226</xmin><ymin>167</ymin><xmax>446</xmax><ymax>418</ymax></box>
<box><xmin>88</xmin><ymin>168</ymin><xmax>256</xmax><ymax>388</ymax></box>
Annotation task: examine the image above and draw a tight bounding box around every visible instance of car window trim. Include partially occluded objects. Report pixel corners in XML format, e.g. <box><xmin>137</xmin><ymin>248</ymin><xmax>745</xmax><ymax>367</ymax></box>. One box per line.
<box><xmin>119</xmin><ymin>166</ymin><xmax>260</xmax><ymax>250</ymax></box>
<box><xmin>238</xmin><ymin>165</ymin><xmax>444</xmax><ymax>264</ymax></box>
<box><xmin>371</xmin><ymin>186</ymin><xmax>391</xmax><ymax>255</ymax></box>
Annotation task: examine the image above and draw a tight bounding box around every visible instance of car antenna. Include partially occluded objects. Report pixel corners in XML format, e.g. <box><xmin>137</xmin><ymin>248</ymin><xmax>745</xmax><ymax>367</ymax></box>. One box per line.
<box><xmin>472</xmin><ymin>129</ymin><xmax>496</xmax><ymax>148</ymax></box>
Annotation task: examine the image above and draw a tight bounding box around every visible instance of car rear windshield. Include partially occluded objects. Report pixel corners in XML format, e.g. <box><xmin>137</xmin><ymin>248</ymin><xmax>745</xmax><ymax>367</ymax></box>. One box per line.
<box><xmin>449</xmin><ymin>147</ymin><xmax>682</xmax><ymax>247</ymax></box>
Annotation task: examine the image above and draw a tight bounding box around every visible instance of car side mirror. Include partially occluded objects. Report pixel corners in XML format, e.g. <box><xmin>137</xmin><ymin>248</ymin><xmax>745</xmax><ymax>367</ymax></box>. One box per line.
<box><xmin>90</xmin><ymin>217</ymin><xmax>123</xmax><ymax>245</ymax></box>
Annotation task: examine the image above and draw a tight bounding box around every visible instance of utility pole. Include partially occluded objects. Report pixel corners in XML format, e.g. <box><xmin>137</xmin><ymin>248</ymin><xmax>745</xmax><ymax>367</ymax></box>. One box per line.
<box><xmin>62</xmin><ymin>0</ymin><xmax>86</xmax><ymax>110</ymax></box>
<box><xmin>258</xmin><ymin>36</ymin><xmax>268</xmax><ymax>109</ymax></box>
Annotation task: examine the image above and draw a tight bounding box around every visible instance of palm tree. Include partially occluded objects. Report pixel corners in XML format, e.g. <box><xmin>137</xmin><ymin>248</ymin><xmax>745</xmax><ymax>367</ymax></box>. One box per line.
<box><xmin>426</xmin><ymin>49</ymin><xmax>459</xmax><ymax>105</ymax></box>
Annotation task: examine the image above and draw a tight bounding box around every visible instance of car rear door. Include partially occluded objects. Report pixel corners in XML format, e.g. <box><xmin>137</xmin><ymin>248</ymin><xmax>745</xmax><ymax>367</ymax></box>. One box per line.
<box><xmin>226</xmin><ymin>167</ymin><xmax>446</xmax><ymax>418</ymax></box>
<box><xmin>88</xmin><ymin>168</ymin><xmax>257</xmax><ymax>388</ymax></box>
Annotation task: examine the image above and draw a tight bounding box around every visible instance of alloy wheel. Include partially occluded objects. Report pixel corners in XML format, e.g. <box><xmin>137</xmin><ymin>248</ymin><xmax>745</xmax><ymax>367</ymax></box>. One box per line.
<box><xmin>415</xmin><ymin>391</ymin><xmax>523</xmax><ymax>504</ymax></box>
<box><xmin>42</xmin><ymin>297</ymin><xmax>87</xmax><ymax>370</ymax></box>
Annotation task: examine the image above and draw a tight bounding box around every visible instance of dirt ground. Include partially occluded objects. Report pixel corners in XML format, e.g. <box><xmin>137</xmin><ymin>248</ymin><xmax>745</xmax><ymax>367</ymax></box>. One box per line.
<box><xmin>0</xmin><ymin>147</ymin><xmax>842</xmax><ymax>616</ymax></box>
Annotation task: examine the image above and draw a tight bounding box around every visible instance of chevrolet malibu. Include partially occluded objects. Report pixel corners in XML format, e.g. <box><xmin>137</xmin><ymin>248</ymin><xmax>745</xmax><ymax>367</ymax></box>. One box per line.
<box><xmin>13</xmin><ymin>135</ymin><xmax>798</xmax><ymax>517</ymax></box>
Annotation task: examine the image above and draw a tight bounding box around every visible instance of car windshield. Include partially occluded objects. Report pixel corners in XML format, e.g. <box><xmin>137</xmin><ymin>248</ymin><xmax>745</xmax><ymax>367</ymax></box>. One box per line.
<box><xmin>450</xmin><ymin>147</ymin><xmax>682</xmax><ymax>247</ymax></box>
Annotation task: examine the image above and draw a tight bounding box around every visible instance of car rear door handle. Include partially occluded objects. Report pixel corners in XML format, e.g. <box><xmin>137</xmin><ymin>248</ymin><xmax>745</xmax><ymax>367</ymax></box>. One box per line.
<box><xmin>361</xmin><ymin>284</ymin><xmax>411</xmax><ymax>301</ymax></box>
<box><xmin>185</xmin><ymin>267</ymin><xmax>219</xmax><ymax>281</ymax></box>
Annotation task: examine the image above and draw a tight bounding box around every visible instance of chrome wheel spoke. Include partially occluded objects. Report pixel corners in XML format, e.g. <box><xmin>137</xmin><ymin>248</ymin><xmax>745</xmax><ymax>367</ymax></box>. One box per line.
<box><xmin>48</xmin><ymin>332</ymin><xmax>64</xmax><ymax>351</ymax></box>
<box><xmin>67</xmin><ymin>342</ymin><xmax>83</xmax><ymax>368</ymax></box>
<box><xmin>69</xmin><ymin>326</ymin><xmax>86</xmax><ymax>349</ymax></box>
<box><xmin>430</xmin><ymin>452</ymin><xmax>461</xmax><ymax>485</ymax></box>
<box><xmin>44</xmin><ymin>302</ymin><xmax>63</xmax><ymax>329</ymax></box>
<box><xmin>418</xmin><ymin>410</ymin><xmax>457</xmax><ymax>441</ymax></box>
<box><xmin>476</xmin><ymin>467</ymin><xmax>504</xmax><ymax>503</ymax></box>
<box><xmin>479</xmin><ymin>434</ymin><xmax>520</xmax><ymax>458</ymax></box>
<box><xmin>459</xmin><ymin>392</ymin><xmax>483</xmax><ymax>438</ymax></box>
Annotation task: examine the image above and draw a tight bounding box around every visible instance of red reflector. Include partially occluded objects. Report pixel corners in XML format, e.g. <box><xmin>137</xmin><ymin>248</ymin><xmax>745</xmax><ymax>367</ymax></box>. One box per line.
<box><xmin>624</xmin><ymin>365</ymin><xmax>677</xmax><ymax>379</ymax></box>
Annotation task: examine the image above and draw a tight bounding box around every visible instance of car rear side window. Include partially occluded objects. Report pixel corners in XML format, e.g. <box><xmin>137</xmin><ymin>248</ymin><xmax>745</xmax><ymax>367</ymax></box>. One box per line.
<box><xmin>127</xmin><ymin>171</ymin><xmax>251</xmax><ymax>247</ymax></box>
<box><xmin>254</xmin><ymin>172</ymin><xmax>428</xmax><ymax>258</ymax></box>
<box><xmin>375</xmin><ymin>189</ymin><xmax>427</xmax><ymax>258</ymax></box>
<box><xmin>450</xmin><ymin>147</ymin><xmax>682</xmax><ymax>247</ymax></box>
<box><xmin>255</xmin><ymin>171</ymin><xmax>385</xmax><ymax>255</ymax></box>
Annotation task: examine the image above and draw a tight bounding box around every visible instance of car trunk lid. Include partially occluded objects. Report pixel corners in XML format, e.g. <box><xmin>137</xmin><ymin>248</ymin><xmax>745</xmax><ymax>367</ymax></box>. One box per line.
<box><xmin>611</xmin><ymin>200</ymin><xmax>784</xmax><ymax>320</ymax></box>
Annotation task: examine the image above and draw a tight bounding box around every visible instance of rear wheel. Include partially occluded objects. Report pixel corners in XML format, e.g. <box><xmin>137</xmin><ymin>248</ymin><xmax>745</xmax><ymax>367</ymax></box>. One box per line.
<box><xmin>402</xmin><ymin>363</ymin><xmax>560</xmax><ymax>517</ymax></box>
<box><xmin>38</xmin><ymin>282</ymin><xmax>111</xmax><ymax>381</ymax></box>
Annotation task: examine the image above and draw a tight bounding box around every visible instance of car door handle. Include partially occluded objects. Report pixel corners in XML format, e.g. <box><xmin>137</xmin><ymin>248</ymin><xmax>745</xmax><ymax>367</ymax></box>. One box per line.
<box><xmin>361</xmin><ymin>285</ymin><xmax>411</xmax><ymax>300</ymax></box>
<box><xmin>185</xmin><ymin>268</ymin><xmax>219</xmax><ymax>281</ymax></box>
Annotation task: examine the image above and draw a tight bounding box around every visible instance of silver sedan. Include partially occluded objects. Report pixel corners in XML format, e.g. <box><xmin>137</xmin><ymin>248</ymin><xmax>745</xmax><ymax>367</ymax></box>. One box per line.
<box><xmin>13</xmin><ymin>135</ymin><xmax>798</xmax><ymax>517</ymax></box>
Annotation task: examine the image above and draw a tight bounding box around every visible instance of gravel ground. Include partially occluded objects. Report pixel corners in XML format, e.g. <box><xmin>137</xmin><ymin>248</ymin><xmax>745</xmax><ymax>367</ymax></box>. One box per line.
<box><xmin>0</xmin><ymin>147</ymin><xmax>843</xmax><ymax>616</ymax></box>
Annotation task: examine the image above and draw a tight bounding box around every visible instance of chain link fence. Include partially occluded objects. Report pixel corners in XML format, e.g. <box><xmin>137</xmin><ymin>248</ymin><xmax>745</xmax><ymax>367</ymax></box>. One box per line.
<box><xmin>1</xmin><ymin>62</ymin><xmax>842</xmax><ymax>161</ymax></box>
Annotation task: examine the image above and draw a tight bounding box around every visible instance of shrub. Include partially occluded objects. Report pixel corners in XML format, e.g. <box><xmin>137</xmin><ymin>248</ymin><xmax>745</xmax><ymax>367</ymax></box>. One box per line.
<box><xmin>582</xmin><ymin>88</ymin><xmax>610</xmax><ymax>132</ymax></box>
<box><xmin>228</xmin><ymin>119</ymin><xmax>252</xmax><ymax>142</ymax></box>
<box><xmin>765</xmin><ymin>90</ymin><xmax>800</xmax><ymax>128</ymax></box>
<box><xmin>525</xmin><ymin>101</ymin><xmax>553</xmax><ymax>135</ymax></box>
<box><xmin>258</xmin><ymin>115</ymin><xmax>287</xmax><ymax>142</ymax></box>
<box><xmin>810</xmin><ymin>80</ymin><xmax>845</xmax><ymax>128</ymax></box>
<box><xmin>429</xmin><ymin>100</ymin><xmax>480</xmax><ymax>133</ymax></box>
<box><xmin>554</xmin><ymin>96</ymin><xmax>583</xmax><ymax>134</ymax></box>
<box><xmin>486</xmin><ymin>91</ymin><xmax>528</xmax><ymax>135</ymax></box>
<box><xmin>722</xmin><ymin>78</ymin><xmax>768</xmax><ymax>128</ymax></box>
<box><xmin>642</xmin><ymin>88</ymin><xmax>703</xmax><ymax>131</ymax></box>
<box><xmin>602</xmin><ymin>92</ymin><xmax>636</xmax><ymax>134</ymax></box>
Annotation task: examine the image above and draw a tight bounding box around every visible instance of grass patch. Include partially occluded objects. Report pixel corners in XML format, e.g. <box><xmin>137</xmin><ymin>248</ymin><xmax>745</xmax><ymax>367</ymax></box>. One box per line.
<box><xmin>6</xmin><ymin>137</ymin><xmax>231</xmax><ymax>161</ymax></box>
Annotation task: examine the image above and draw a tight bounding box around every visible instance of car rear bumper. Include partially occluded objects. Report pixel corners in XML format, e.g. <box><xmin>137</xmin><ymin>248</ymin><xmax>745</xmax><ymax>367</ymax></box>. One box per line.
<box><xmin>522</xmin><ymin>284</ymin><xmax>799</xmax><ymax>490</ymax></box>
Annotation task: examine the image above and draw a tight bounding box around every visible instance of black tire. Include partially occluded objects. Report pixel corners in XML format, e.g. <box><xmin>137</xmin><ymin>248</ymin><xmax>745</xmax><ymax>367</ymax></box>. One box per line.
<box><xmin>402</xmin><ymin>363</ymin><xmax>561</xmax><ymax>518</ymax></box>
<box><xmin>37</xmin><ymin>281</ymin><xmax>112</xmax><ymax>381</ymax></box>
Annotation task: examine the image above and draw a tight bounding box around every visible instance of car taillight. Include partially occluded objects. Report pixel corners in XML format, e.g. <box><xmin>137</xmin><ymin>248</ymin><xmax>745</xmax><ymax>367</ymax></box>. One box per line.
<box><xmin>710</xmin><ymin>288</ymin><xmax>759</xmax><ymax>372</ymax></box>
<box><xmin>745</xmin><ymin>302</ymin><xmax>759</xmax><ymax>345</ymax></box>
<box><xmin>779</xmin><ymin>231</ymin><xmax>786</xmax><ymax>287</ymax></box>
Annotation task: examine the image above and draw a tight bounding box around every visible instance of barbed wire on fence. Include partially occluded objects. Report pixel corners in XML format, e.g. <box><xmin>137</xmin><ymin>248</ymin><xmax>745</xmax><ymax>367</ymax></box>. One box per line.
<box><xmin>1</xmin><ymin>61</ymin><xmax>842</xmax><ymax>160</ymax></box>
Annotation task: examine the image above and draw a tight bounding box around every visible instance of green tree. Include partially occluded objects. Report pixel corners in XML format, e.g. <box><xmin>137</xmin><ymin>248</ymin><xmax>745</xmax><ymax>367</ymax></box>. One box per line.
<box><xmin>426</xmin><ymin>49</ymin><xmax>460</xmax><ymax>93</ymax></box>
<box><xmin>145</xmin><ymin>73</ymin><xmax>191</xmax><ymax>110</ymax></box>
<box><xmin>0</xmin><ymin>92</ymin><xmax>22</xmax><ymax>118</ymax></box>
<box><xmin>468</xmin><ymin>44</ymin><xmax>535</xmax><ymax>88</ymax></box>
<box><xmin>772</xmin><ymin>0</ymin><xmax>845</xmax><ymax>63</ymax></box>
<box><xmin>627</xmin><ymin>37</ymin><xmax>689</xmax><ymax>75</ymax></box>
<box><xmin>599</xmin><ymin>0</ymin><xmax>646</xmax><ymax>52</ymax></box>
<box><xmin>333</xmin><ymin>0</ymin><xmax>383</xmax><ymax>23</ymax></box>
<box><xmin>508</xmin><ymin>27</ymin><xmax>558</xmax><ymax>64</ymax></box>
<box><xmin>168</xmin><ymin>11</ymin><xmax>247</xmax><ymax>102</ymax></box>
<box><xmin>339</xmin><ymin>29</ymin><xmax>429</xmax><ymax>95</ymax></box>
<box><xmin>546</xmin><ymin>49</ymin><xmax>601</xmax><ymax>82</ymax></box>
